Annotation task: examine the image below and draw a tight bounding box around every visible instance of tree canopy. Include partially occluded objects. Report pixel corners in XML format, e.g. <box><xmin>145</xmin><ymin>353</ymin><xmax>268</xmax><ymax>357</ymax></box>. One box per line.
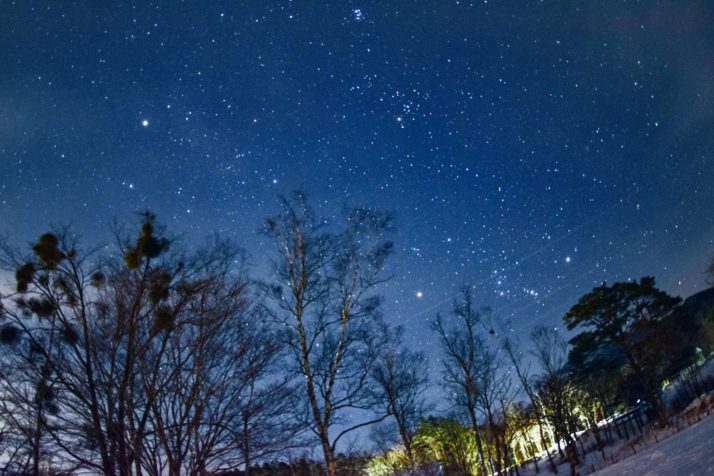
<box><xmin>564</xmin><ymin>276</ymin><xmax>682</xmax><ymax>424</ymax></box>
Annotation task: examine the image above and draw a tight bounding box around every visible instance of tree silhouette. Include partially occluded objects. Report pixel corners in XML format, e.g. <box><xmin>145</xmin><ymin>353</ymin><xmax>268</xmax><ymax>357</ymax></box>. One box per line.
<box><xmin>531</xmin><ymin>326</ymin><xmax>581</xmax><ymax>476</ymax></box>
<box><xmin>432</xmin><ymin>288</ymin><xmax>491</xmax><ymax>476</ymax></box>
<box><xmin>370</xmin><ymin>324</ymin><xmax>430</xmax><ymax>469</ymax></box>
<box><xmin>0</xmin><ymin>215</ymin><xmax>302</xmax><ymax>475</ymax></box>
<box><xmin>501</xmin><ymin>334</ymin><xmax>558</xmax><ymax>473</ymax></box>
<box><xmin>263</xmin><ymin>192</ymin><xmax>393</xmax><ymax>476</ymax></box>
<box><xmin>563</xmin><ymin>277</ymin><xmax>682</xmax><ymax>426</ymax></box>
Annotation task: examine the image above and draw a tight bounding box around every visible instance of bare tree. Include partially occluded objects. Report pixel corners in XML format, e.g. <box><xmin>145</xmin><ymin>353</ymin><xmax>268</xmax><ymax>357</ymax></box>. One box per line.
<box><xmin>142</xmin><ymin>238</ymin><xmax>302</xmax><ymax>475</ymax></box>
<box><xmin>370</xmin><ymin>324</ymin><xmax>430</xmax><ymax>469</ymax></box>
<box><xmin>433</xmin><ymin>287</ymin><xmax>490</xmax><ymax>476</ymax></box>
<box><xmin>531</xmin><ymin>326</ymin><xmax>580</xmax><ymax>476</ymax></box>
<box><xmin>0</xmin><ymin>230</ymin><xmax>115</xmax><ymax>475</ymax></box>
<box><xmin>473</xmin><ymin>346</ymin><xmax>514</xmax><ymax>475</ymax></box>
<box><xmin>501</xmin><ymin>335</ymin><xmax>558</xmax><ymax>474</ymax></box>
<box><xmin>263</xmin><ymin>193</ymin><xmax>393</xmax><ymax>476</ymax></box>
<box><xmin>0</xmin><ymin>216</ymin><xmax>304</xmax><ymax>475</ymax></box>
<box><xmin>0</xmin><ymin>313</ymin><xmax>62</xmax><ymax>474</ymax></box>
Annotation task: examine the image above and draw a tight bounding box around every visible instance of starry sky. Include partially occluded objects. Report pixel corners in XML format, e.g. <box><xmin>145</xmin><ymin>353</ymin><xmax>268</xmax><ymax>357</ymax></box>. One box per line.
<box><xmin>1</xmin><ymin>1</ymin><xmax>713</xmax><ymax>379</ymax></box>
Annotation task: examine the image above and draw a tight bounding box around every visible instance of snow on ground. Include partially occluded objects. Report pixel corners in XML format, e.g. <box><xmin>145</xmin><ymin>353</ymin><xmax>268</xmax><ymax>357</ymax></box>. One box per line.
<box><xmin>590</xmin><ymin>412</ymin><xmax>714</xmax><ymax>476</ymax></box>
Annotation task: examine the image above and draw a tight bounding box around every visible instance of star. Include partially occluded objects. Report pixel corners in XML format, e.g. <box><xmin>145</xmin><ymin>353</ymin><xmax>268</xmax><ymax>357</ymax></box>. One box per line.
<box><xmin>141</xmin><ymin>119</ymin><xmax>149</xmax><ymax>127</ymax></box>
<box><xmin>416</xmin><ymin>291</ymin><xmax>424</xmax><ymax>299</ymax></box>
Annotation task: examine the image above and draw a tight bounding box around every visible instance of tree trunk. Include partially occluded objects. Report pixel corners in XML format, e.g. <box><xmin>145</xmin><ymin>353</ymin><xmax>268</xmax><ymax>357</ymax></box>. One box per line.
<box><xmin>537</xmin><ymin>416</ymin><xmax>557</xmax><ymax>474</ymax></box>
<box><xmin>487</xmin><ymin>412</ymin><xmax>501</xmax><ymax>475</ymax></box>
<box><xmin>32</xmin><ymin>408</ymin><xmax>42</xmax><ymax>476</ymax></box>
<box><xmin>468</xmin><ymin>409</ymin><xmax>488</xmax><ymax>476</ymax></box>
<box><xmin>566</xmin><ymin>441</ymin><xmax>578</xmax><ymax>476</ymax></box>
<box><xmin>321</xmin><ymin>438</ymin><xmax>336</xmax><ymax>476</ymax></box>
<box><xmin>243</xmin><ymin>409</ymin><xmax>252</xmax><ymax>476</ymax></box>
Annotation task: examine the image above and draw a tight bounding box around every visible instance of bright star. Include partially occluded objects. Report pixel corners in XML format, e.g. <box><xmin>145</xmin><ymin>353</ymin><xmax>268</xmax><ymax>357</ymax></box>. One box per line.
<box><xmin>416</xmin><ymin>291</ymin><xmax>423</xmax><ymax>299</ymax></box>
<box><xmin>141</xmin><ymin>119</ymin><xmax>149</xmax><ymax>127</ymax></box>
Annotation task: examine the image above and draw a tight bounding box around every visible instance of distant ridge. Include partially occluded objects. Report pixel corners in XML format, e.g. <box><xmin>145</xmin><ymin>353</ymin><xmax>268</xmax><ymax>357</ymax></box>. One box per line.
<box><xmin>683</xmin><ymin>287</ymin><xmax>714</xmax><ymax>318</ymax></box>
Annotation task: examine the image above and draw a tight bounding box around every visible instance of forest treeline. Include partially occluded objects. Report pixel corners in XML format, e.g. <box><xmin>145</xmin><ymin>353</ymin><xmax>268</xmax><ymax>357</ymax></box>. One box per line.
<box><xmin>0</xmin><ymin>193</ymin><xmax>712</xmax><ymax>476</ymax></box>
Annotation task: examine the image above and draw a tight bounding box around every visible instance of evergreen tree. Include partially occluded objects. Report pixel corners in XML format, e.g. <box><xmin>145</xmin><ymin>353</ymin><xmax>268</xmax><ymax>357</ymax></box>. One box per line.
<box><xmin>563</xmin><ymin>277</ymin><xmax>682</xmax><ymax>425</ymax></box>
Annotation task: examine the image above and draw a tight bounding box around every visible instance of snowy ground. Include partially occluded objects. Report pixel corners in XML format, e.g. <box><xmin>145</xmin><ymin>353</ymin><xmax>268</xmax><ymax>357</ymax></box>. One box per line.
<box><xmin>515</xmin><ymin>395</ymin><xmax>714</xmax><ymax>476</ymax></box>
<box><xmin>590</xmin><ymin>413</ymin><xmax>714</xmax><ymax>476</ymax></box>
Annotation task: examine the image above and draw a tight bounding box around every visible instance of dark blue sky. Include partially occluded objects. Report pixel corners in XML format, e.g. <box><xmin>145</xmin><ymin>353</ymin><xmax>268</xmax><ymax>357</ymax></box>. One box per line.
<box><xmin>1</xmin><ymin>1</ymin><xmax>713</xmax><ymax>369</ymax></box>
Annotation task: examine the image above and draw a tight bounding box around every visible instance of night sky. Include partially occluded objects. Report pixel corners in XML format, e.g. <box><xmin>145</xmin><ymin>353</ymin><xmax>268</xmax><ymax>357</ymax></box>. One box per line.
<box><xmin>1</xmin><ymin>1</ymin><xmax>713</xmax><ymax>395</ymax></box>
